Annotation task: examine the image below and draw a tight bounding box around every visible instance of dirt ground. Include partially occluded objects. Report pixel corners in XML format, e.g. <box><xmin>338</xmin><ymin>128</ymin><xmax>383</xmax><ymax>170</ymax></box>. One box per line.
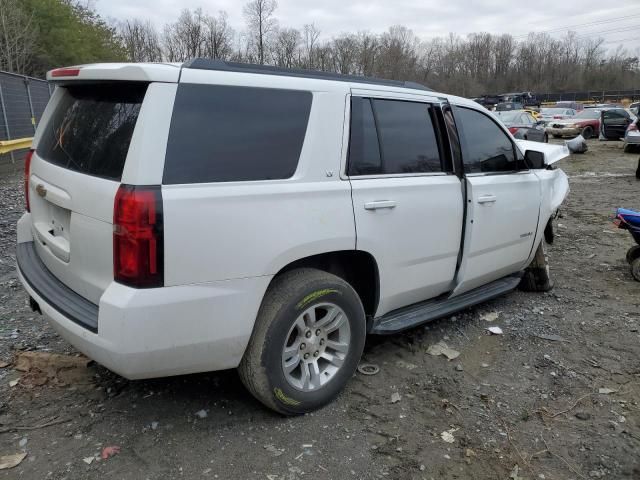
<box><xmin>0</xmin><ymin>139</ymin><xmax>639</xmax><ymax>480</ymax></box>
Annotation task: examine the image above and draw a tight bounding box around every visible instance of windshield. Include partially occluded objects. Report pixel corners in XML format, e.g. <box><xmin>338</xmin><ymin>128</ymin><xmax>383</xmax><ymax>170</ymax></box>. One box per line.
<box><xmin>541</xmin><ymin>108</ymin><xmax>567</xmax><ymax>115</ymax></box>
<box><xmin>495</xmin><ymin>111</ymin><xmax>520</xmax><ymax>122</ymax></box>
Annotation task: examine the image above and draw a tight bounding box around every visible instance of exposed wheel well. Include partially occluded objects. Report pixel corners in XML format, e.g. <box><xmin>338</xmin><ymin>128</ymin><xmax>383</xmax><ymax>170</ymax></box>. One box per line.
<box><xmin>275</xmin><ymin>251</ymin><xmax>380</xmax><ymax>318</ymax></box>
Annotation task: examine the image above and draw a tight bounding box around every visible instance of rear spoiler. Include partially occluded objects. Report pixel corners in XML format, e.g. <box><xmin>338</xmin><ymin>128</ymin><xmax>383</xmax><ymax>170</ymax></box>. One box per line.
<box><xmin>47</xmin><ymin>63</ymin><xmax>181</xmax><ymax>83</ymax></box>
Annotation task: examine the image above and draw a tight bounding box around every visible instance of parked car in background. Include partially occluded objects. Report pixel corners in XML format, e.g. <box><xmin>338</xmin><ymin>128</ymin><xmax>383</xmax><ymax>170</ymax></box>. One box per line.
<box><xmin>473</xmin><ymin>95</ymin><xmax>501</xmax><ymax>109</ymax></box>
<box><xmin>624</xmin><ymin>118</ymin><xmax>640</xmax><ymax>152</ymax></box>
<box><xmin>600</xmin><ymin>108</ymin><xmax>635</xmax><ymax>141</ymax></box>
<box><xmin>16</xmin><ymin>60</ymin><xmax>570</xmax><ymax>415</ymax></box>
<box><xmin>496</xmin><ymin>102</ymin><xmax>524</xmax><ymax>112</ymax></box>
<box><xmin>495</xmin><ymin>110</ymin><xmax>547</xmax><ymax>142</ymax></box>
<box><xmin>539</xmin><ymin>107</ymin><xmax>577</xmax><ymax>125</ymax></box>
<box><xmin>555</xmin><ymin>101</ymin><xmax>583</xmax><ymax>111</ymax></box>
<box><xmin>523</xmin><ymin>108</ymin><xmax>541</xmax><ymax>119</ymax></box>
<box><xmin>629</xmin><ymin>102</ymin><xmax>640</xmax><ymax>117</ymax></box>
<box><xmin>500</xmin><ymin>92</ymin><xmax>540</xmax><ymax>108</ymax></box>
<box><xmin>546</xmin><ymin>109</ymin><xmax>601</xmax><ymax>139</ymax></box>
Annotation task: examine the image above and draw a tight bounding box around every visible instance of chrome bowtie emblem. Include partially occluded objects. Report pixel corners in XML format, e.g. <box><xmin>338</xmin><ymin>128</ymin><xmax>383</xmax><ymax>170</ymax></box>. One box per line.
<box><xmin>36</xmin><ymin>184</ymin><xmax>47</xmax><ymax>198</ymax></box>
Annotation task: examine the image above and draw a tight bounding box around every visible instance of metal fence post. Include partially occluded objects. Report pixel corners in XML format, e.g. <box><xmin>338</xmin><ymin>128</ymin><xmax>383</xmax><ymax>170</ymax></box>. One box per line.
<box><xmin>0</xmin><ymin>80</ymin><xmax>14</xmax><ymax>163</ymax></box>
<box><xmin>24</xmin><ymin>76</ymin><xmax>37</xmax><ymax>133</ymax></box>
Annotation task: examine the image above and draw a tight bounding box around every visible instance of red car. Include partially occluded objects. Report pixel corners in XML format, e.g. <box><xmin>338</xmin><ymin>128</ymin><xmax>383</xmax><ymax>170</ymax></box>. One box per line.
<box><xmin>545</xmin><ymin>109</ymin><xmax>601</xmax><ymax>138</ymax></box>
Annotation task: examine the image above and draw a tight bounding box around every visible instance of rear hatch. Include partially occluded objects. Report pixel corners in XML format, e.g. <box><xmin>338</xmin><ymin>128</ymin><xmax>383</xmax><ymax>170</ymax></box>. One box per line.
<box><xmin>29</xmin><ymin>82</ymin><xmax>147</xmax><ymax>304</ymax></box>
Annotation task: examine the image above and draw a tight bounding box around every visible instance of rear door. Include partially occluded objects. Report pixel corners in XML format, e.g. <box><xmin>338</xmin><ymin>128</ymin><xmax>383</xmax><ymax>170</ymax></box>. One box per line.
<box><xmin>521</xmin><ymin>113</ymin><xmax>545</xmax><ymax>142</ymax></box>
<box><xmin>348</xmin><ymin>91</ymin><xmax>463</xmax><ymax>316</ymax></box>
<box><xmin>451</xmin><ymin>106</ymin><xmax>540</xmax><ymax>295</ymax></box>
<box><xmin>28</xmin><ymin>82</ymin><xmax>149</xmax><ymax>303</ymax></box>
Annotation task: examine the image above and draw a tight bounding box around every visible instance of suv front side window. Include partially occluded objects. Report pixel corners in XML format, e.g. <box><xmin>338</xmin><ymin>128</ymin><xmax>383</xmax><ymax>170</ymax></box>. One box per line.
<box><xmin>455</xmin><ymin>107</ymin><xmax>520</xmax><ymax>174</ymax></box>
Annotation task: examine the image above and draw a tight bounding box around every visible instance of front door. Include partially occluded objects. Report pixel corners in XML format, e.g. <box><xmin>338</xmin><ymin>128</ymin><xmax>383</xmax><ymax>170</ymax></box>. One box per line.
<box><xmin>601</xmin><ymin>109</ymin><xmax>632</xmax><ymax>140</ymax></box>
<box><xmin>451</xmin><ymin>106</ymin><xmax>541</xmax><ymax>295</ymax></box>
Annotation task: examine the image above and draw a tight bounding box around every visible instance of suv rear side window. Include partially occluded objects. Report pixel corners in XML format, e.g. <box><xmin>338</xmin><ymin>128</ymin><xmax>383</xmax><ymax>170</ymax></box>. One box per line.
<box><xmin>37</xmin><ymin>83</ymin><xmax>147</xmax><ymax>181</ymax></box>
<box><xmin>348</xmin><ymin>97</ymin><xmax>442</xmax><ymax>175</ymax></box>
<box><xmin>163</xmin><ymin>84</ymin><xmax>312</xmax><ymax>184</ymax></box>
<box><xmin>455</xmin><ymin>107</ymin><xmax>518</xmax><ymax>173</ymax></box>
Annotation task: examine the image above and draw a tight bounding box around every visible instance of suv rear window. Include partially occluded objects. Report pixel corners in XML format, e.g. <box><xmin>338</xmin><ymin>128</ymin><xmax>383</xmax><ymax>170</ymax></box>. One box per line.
<box><xmin>163</xmin><ymin>84</ymin><xmax>312</xmax><ymax>184</ymax></box>
<box><xmin>37</xmin><ymin>83</ymin><xmax>147</xmax><ymax>181</ymax></box>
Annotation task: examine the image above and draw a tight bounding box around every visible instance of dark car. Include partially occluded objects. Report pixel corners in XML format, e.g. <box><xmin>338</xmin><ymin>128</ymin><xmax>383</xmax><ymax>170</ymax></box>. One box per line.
<box><xmin>495</xmin><ymin>102</ymin><xmax>524</xmax><ymax>112</ymax></box>
<box><xmin>500</xmin><ymin>92</ymin><xmax>540</xmax><ymax>108</ymax></box>
<box><xmin>601</xmin><ymin>108</ymin><xmax>635</xmax><ymax>140</ymax></box>
<box><xmin>494</xmin><ymin>110</ymin><xmax>547</xmax><ymax>142</ymax></box>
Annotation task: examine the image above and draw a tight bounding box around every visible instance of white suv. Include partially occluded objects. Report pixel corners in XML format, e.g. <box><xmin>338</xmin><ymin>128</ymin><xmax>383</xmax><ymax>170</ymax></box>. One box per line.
<box><xmin>17</xmin><ymin>60</ymin><xmax>569</xmax><ymax>414</ymax></box>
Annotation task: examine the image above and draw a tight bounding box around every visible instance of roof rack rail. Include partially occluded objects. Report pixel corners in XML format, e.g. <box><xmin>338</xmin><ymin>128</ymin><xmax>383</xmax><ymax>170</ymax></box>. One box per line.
<box><xmin>183</xmin><ymin>58</ymin><xmax>432</xmax><ymax>91</ymax></box>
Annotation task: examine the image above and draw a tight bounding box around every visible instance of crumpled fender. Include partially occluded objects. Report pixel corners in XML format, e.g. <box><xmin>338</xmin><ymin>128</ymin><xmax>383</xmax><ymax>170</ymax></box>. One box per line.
<box><xmin>523</xmin><ymin>167</ymin><xmax>569</xmax><ymax>266</ymax></box>
<box><xmin>515</xmin><ymin>139</ymin><xmax>570</xmax><ymax>165</ymax></box>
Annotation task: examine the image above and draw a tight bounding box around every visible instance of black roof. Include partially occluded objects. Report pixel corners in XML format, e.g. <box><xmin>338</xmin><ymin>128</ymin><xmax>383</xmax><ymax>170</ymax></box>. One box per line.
<box><xmin>183</xmin><ymin>58</ymin><xmax>432</xmax><ymax>91</ymax></box>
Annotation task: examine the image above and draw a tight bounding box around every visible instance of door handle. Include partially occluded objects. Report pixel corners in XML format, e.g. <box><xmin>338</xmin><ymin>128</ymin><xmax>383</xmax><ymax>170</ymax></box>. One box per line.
<box><xmin>477</xmin><ymin>195</ymin><xmax>497</xmax><ymax>204</ymax></box>
<box><xmin>364</xmin><ymin>200</ymin><xmax>397</xmax><ymax>210</ymax></box>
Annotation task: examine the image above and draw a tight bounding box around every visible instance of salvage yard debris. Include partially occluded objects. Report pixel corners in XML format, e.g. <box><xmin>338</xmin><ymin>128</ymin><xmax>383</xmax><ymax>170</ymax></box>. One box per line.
<box><xmin>440</xmin><ymin>427</ymin><xmax>459</xmax><ymax>443</ymax></box>
<box><xmin>486</xmin><ymin>326</ymin><xmax>503</xmax><ymax>335</ymax></box>
<box><xmin>426</xmin><ymin>341</ymin><xmax>460</xmax><ymax>360</ymax></box>
<box><xmin>101</xmin><ymin>446</ymin><xmax>121</xmax><ymax>460</ymax></box>
<box><xmin>480</xmin><ymin>312</ymin><xmax>499</xmax><ymax>322</ymax></box>
<box><xmin>13</xmin><ymin>351</ymin><xmax>92</xmax><ymax>387</ymax></box>
<box><xmin>0</xmin><ymin>452</ymin><xmax>27</xmax><ymax>470</ymax></box>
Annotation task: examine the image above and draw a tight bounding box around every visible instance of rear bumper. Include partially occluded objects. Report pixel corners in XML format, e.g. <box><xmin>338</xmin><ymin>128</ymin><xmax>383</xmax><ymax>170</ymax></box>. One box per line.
<box><xmin>16</xmin><ymin>216</ymin><xmax>272</xmax><ymax>379</ymax></box>
<box><xmin>624</xmin><ymin>132</ymin><xmax>640</xmax><ymax>145</ymax></box>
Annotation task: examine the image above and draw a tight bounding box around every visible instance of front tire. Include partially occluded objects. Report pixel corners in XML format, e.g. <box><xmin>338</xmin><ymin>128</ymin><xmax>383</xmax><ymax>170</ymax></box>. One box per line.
<box><xmin>626</xmin><ymin>245</ymin><xmax>640</xmax><ymax>264</ymax></box>
<box><xmin>519</xmin><ymin>241</ymin><xmax>553</xmax><ymax>292</ymax></box>
<box><xmin>582</xmin><ymin>126</ymin><xmax>593</xmax><ymax>139</ymax></box>
<box><xmin>238</xmin><ymin>268</ymin><xmax>366</xmax><ymax>415</ymax></box>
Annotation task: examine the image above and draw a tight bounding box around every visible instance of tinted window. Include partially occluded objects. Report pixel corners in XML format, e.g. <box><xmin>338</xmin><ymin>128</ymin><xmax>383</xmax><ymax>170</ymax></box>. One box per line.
<box><xmin>348</xmin><ymin>98</ymin><xmax>442</xmax><ymax>175</ymax></box>
<box><xmin>37</xmin><ymin>83</ymin><xmax>146</xmax><ymax>180</ymax></box>
<box><xmin>347</xmin><ymin>97</ymin><xmax>381</xmax><ymax>175</ymax></box>
<box><xmin>456</xmin><ymin>107</ymin><xmax>518</xmax><ymax>173</ymax></box>
<box><xmin>163</xmin><ymin>84</ymin><xmax>312</xmax><ymax>184</ymax></box>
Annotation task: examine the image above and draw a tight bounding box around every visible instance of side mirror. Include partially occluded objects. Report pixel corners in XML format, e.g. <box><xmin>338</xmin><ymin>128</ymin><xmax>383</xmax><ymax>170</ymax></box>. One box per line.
<box><xmin>525</xmin><ymin>150</ymin><xmax>545</xmax><ymax>169</ymax></box>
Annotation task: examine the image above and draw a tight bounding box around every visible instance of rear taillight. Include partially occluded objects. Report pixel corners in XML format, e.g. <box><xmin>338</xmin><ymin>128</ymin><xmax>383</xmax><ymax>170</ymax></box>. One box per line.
<box><xmin>113</xmin><ymin>185</ymin><xmax>164</xmax><ymax>288</ymax></box>
<box><xmin>508</xmin><ymin>127</ymin><xmax>519</xmax><ymax>134</ymax></box>
<box><xmin>50</xmin><ymin>67</ymin><xmax>80</xmax><ymax>77</ymax></box>
<box><xmin>24</xmin><ymin>149</ymin><xmax>34</xmax><ymax>212</ymax></box>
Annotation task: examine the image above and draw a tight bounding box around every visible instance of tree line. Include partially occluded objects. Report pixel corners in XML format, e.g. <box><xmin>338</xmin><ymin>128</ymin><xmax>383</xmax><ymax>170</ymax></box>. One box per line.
<box><xmin>2</xmin><ymin>0</ymin><xmax>638</xmax><ymax>97</ymax></box>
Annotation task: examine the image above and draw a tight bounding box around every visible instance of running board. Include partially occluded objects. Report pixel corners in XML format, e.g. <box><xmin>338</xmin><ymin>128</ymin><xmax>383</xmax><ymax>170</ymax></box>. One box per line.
<box><xmin>370</xmin><ymin>274</ymin><xmax>522</xmax><ymax>335</ymax></box>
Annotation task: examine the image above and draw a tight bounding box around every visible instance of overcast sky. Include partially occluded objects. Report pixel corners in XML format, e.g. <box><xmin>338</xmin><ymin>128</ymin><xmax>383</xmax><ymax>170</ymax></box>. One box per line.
<box><xmin>94</xmin><ymin>0</ymin><xmax>640</xmax><ymax>53</ymax></box>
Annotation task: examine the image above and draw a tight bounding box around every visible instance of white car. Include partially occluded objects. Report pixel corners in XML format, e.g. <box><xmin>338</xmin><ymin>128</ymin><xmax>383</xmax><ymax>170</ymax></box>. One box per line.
<box><xmin>16</xmin><ymin>60</ymin><xmax>569</xmax><ymax>414</ymax></box>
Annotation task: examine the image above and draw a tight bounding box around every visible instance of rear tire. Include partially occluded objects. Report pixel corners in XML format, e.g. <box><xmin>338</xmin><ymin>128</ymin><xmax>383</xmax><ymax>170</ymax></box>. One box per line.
<box><xmin>544</xmin><ymin>134</ymin><xmax>549</xmax><ymax>143</ymax></box>
<box><xmin>582</xmin><ymin>126</ymin><xmax>593</xmax><ymax>139</ymax></box>
<box><xmin>238</xmin><ymin>268</ymin><xmax>366</xmax><ymax>415</ymax></box>
<box><xmin>519</xmin><ymin>241</ymin><xmax>554</xmax><ymax>292</ymax></box>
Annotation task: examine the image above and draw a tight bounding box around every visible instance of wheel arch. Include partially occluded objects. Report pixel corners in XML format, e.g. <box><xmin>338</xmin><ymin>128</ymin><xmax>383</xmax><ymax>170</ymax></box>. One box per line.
<box><xmin>268</xmin><ymin>250</ymin><xmax>380</xmax><ymax>320</ymax></box>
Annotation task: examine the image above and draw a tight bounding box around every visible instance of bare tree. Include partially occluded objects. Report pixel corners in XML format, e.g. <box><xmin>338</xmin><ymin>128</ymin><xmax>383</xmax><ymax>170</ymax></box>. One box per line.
<box><xmin>162</xmin><ymin>8</ymin><xmax>207</xmax><ymax>62</ymax></box>
<box><xmin>0</xmin><ymin>0</ymin><xmax>35</xmax><ymax>74</ymax></box>
<box><xmin>243</xmin><ymin>0</ymin><xmax>278</xmax><ymax>64</ymax></box>
<box><xmin>273</xmin><ymin>28</ymin><xmax>301</xmax><ymax>68</ymax></box>
<box><xmin>119</xmin><ymin>19</ymin><xmax>162</xmax><ymax>62</ymax></box>
<box><xmin>302</xmin><ymin>23</ymin><xmax>320</xmax><ymax>69</ymax></box>
<box><xmin>203</xmin><ymin>11</ymin><xmax>234</xmax><ymax>60</ymax></box>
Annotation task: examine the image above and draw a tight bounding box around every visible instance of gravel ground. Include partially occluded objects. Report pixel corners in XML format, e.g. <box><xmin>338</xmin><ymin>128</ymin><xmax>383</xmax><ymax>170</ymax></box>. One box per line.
<box><xmin>0</xmin><ymin>140</ymin><xmax>639</xmax><ymax>480</ymax></box>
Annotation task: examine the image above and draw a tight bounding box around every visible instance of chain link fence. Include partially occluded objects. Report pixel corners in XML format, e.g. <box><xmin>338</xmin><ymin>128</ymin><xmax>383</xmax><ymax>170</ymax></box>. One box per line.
<box><xmin>0</xmin><ymin>71</ymin><xmax>52</xmax><ymax>167</ymax></box>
